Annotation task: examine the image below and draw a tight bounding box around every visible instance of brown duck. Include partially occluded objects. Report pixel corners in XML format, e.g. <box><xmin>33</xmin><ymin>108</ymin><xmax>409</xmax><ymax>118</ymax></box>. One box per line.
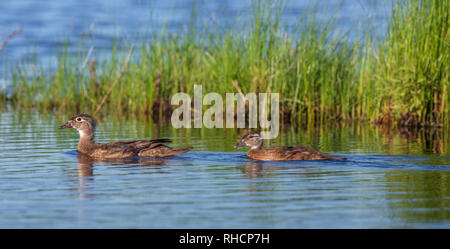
<box><xmin>235</xmin><ymin>132</ymin><xmax>346</xmax><ymax>161</ymax></box>
<box><xmin>60</xmin><ymin>114</ymin><xmax>193</xmax><ymax>159</ymax></box>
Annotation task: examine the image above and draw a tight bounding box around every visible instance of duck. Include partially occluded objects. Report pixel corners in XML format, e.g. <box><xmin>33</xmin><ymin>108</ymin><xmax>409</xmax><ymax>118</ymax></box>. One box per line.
<box><xmin>59</xmin><ymin>114</ymin><xmax>193</xmax><ymax>159</ymax></box>
<box><xmin>234</xmin><ymin>132</ymin><xmax>346</xmax><ymax>161</ymax></box>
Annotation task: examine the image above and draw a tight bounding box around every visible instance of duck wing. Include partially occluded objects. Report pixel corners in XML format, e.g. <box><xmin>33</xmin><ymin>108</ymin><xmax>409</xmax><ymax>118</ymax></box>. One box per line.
<box><xmin>89</xmin><ymin>142</ymin><xmax>139</xmax><ymax>159</ymax></box>
<box><xmin>281</xmin><ymin>146</ymin><xmax>345</xmax><ymax>160</ymax></box>
<box><xmin>90</xmin><ymin>138</ymin><xmax>192</xmax><ymax>158</ymax></box>
<box><xmin>138</xmin><ymin>144</ymin><xmax>193</xmax><ymax>158</ymax></box>
<box><xmin>106</xmin><ymin>138</ymin><xmax>172</xmax><ymax>150</ymax></box>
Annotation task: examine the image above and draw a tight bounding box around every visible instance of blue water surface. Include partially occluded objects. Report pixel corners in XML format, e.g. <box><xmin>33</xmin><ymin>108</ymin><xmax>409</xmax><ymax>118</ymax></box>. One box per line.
<box><xmin>0</xmin><ymin>111</ymin><xmax>448</xmax><ymax>228</ymax></box>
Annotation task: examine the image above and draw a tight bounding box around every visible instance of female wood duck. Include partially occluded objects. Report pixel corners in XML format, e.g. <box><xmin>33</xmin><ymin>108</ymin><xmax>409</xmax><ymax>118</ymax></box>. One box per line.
<box><xmin>60</xmin><ymin>114</ymin><xmax>193</xmax><ymax>159</ymax></box>
<box><xmin>235</xmin><ymin>132</ymin><xmax>346</xmax><ymax>161</ymax></box>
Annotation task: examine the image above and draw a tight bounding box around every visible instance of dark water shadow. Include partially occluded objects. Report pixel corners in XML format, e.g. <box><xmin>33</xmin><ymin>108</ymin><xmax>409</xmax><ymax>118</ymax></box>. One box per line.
<box><xmin>76</xmin><ymin>153</ymin><xmax>168</xmax><ymax>176</ymax></box>
<box><xmin>226</xmin><ymin>151</ymin><xmax>449</xmax><ymax>174</ymax></box>
<box><xmin>68</xmin><ymin>152</ymin><xmax>171</xmax><ymax>199</ymax></box>
<box><xmin>237</xmin><ymin>162</ymin><xmax>322</xmax><ymax>179</ymax></box>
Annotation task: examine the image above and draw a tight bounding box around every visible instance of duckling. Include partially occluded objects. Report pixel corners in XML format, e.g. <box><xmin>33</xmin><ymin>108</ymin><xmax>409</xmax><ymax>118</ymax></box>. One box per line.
<box><xmin>60</xmin><ymin>114</ymin><xmax>193</xmax><ymax>159</ymax></box>
<box><xmin>235</xmin><ymin>132</ymin><xmax>345</xmax><ymax>161</ymax></box>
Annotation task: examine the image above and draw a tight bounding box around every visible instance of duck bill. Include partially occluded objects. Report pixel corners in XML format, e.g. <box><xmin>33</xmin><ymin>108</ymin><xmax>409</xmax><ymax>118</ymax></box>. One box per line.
<box><xmin>233</xmin><ymin>141</ymin><xmax>245</xmax><ymax>148</ymax></box>
<box><xmin>59</xmin><ymin>122</ymin><xmax>72</xmax><ymax>129</ymax></box>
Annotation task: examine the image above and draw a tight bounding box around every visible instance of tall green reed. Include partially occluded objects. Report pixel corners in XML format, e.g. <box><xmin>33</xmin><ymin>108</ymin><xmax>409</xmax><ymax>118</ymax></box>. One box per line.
<box><xmin>362</xmin><ymin>0</ymin><xmax>449</xmax><ymax>127</ymax></box>
<box><xmin>4</xmin><ymin>0</ymin><xmax>448</xmax><ymax>128</ymax></box>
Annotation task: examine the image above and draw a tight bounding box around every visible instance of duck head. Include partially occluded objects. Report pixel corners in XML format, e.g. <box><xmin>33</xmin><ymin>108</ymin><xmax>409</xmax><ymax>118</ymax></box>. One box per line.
<box><xmin>234</xmin><ymin>132</ymin><xmax>264</xmax><ymax>150</ymax></box>
<box><xmin>60</xmin><ymin>114</ymin><xmax>96</xmax><ymax>138</ymax></box>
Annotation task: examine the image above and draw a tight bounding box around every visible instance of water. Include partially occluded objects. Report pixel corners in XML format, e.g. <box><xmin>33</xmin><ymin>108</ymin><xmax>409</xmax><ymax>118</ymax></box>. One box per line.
<box><xmin>0</xmin><ymin>0</ymin><xmax>389</xmax><ymax>69</ymax></box>
<box><xmin>0</xmin><ymin>110</ymin><xmax>448</xmax><ymax>228</ymax></box>
<box><xmin>0</xmin><ymin>0</ymin><xmax>448</xmax><ymax>229</ymax></box>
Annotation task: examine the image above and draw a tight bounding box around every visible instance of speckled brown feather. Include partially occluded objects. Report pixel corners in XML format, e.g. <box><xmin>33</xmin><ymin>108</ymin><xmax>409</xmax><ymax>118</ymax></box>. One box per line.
<box><xmin>138</xmin><ymin>144</ymin><xmax>193</xmax><ymax>157</ymax></box>
<box><xmin>77</xmin><ymin>139</ymin><xmax>179</xmax><ymax>159</ymax></box>
<box><xmin>247</xmin><ymin>146</ymin><xmax>346</xmax><ymax>161</ymax></box>
<box><xmin>77</xmin><ymin>135</ymin><xmax>193</xmax><ymax>159</ymax></box>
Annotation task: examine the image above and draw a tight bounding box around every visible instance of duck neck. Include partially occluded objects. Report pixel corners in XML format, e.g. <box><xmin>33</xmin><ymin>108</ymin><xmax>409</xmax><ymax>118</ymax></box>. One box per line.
<box><xmin>77</xmin><ymin>129</ymin><xmax>96</xmax><ymax>154</ymax></box>
<box><xmin>250</xmin><ymin>140</ymin><xmax>263</xmax><ymax>150</ymax></box>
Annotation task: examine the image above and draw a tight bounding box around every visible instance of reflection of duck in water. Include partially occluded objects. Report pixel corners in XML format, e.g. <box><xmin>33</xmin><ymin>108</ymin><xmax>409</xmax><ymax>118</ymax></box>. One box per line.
<box><xmin>235</xmin><ymin>132</ymin><xmax>346</xmax><ymax>161</ymax></box>
<box><xmin>239</xmin><ymin>162</ymin><xmax>331</xmax><ymax>179</ymax></box>
<box><xmin>77</xmin><ymin>154</ymin><xmax>95</xmax><ymax>177</ymax></box>
<box><xmin>239</xmin><ymin>162</ymin><xmax>286</xmax><ymax>178</ymax></box>
<box><xmin>240</xmin><ymin>162</ymin><xmax>264</xmax><ymax>179</ymax></box>
<box><xmin>75</xmin><ymin>154</ymin><xmax>167</xmax><ymax>199</ymax></box>
<box><xmin>76</xmin><ymin>153</ymin><xmax>166</xmax><ymax>176</ymax></box>
<box><xmin>60</xmin><ymin>114</ymin><xmax>193</xmax><ymax>159</ymax></box>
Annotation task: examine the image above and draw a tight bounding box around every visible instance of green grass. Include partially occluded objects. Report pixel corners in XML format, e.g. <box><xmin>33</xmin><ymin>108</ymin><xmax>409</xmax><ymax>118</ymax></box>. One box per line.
<box><xmin>4</xmin><ymin>0</ymin><xmax>449</xmax><ymax>128</ymax></box>
<box><xmin>362</xmin><ymin>0</ymin><xmax>449</xmax><ymax>127</ymax></box>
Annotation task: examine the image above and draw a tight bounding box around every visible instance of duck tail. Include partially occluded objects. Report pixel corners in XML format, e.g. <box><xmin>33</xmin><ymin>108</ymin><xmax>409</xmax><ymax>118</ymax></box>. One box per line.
<box><xmin>330</xmin><ymin>155</ymin><xmax>346</xmax><ymax>160</ymax></box>
<box><xmin>151</xmin><ymin>138</ymin><xmax>172</xmax><ymax>143</ymax></box>
<box><xmin>170</xmin><ymin>146</ymin><xmax>194</xmax><ymax>155</ymax></box>
<box><xmin>138</xmin><ymin>146</ymin><xmax>193</xmax><ymax>158</ymax></box>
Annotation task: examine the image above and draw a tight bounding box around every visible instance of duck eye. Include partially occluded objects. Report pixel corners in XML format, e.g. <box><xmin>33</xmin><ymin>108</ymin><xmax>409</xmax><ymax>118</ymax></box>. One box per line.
<box><xmin>75</xmin><ymin>117</ymin><xmax>82</xmax><ymax>122</ymax></box>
